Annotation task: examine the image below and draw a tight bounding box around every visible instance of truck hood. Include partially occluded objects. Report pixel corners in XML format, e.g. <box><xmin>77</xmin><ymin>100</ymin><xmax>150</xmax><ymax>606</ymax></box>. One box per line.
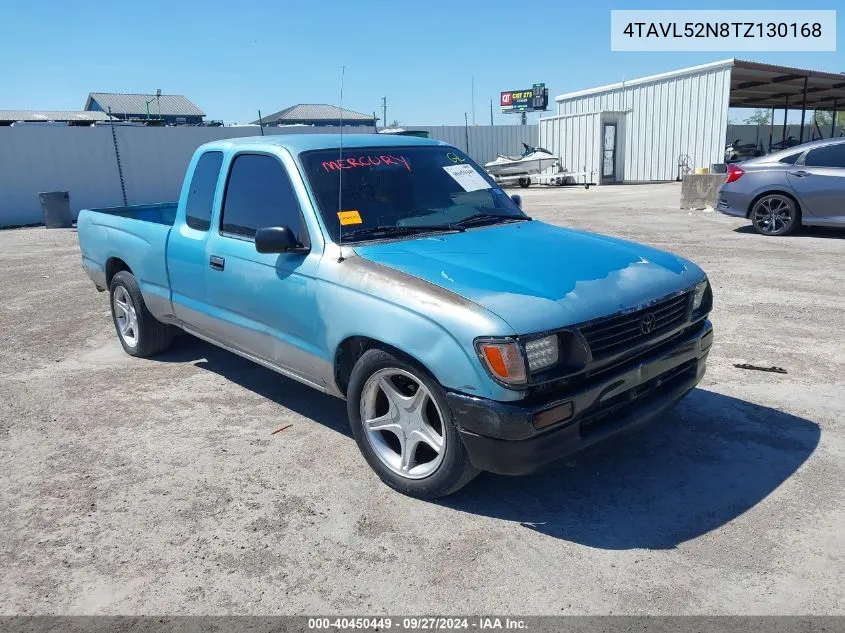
<box><xmin>352</xmin><ymin>220</ymin><xmax>705</xmax><ymax>334</ymax></box>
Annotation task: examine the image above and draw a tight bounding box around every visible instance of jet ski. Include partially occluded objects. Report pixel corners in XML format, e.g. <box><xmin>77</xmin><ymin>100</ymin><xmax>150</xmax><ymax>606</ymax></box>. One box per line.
<box><xmin>724</xmin><ymin>139</ymin><xmax>764</xmax><ymax>163</ymax></box>
<box><xmin>484</xmin><ymin>143</ymin><xmax>559</xmax><ymax>176</ymax></box>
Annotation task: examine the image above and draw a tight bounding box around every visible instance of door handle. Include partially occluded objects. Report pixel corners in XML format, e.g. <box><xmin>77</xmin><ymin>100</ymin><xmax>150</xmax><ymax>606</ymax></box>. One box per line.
<box><xmin>209</xmin><ymin>255</ymin><xmax>225</xmax><ymax>271</ymax></box>
<box><xmin>792</xmin><ymin>170</ymin><xmax>811</xmax><ymax>177</ymax></box>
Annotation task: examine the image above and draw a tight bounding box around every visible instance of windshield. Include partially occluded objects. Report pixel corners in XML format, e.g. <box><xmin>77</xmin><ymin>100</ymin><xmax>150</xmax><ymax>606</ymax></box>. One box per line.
<box><xmin>299</xmin><ymin>146</ymin><xmax>526</xmax><ymax>242</ymax></box>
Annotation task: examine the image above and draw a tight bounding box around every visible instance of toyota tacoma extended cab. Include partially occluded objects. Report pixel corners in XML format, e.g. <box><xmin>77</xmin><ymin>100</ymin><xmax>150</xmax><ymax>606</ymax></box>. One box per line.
<box><xmin>78</xmin><ymin>134</ymin><xmax>713</xmax><ymax>498</ymax></box>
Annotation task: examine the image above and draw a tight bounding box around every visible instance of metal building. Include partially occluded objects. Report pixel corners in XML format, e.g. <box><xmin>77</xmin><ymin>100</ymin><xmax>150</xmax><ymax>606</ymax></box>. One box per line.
<box><xmin>254</xmin><ymin>104</ymin><xmax>376</xmax><ymax>127</ymax></box>
<box><xmin>540</xmin><ymin>59</ymin><xmax>845</xmax><ymax>184</ymax></box>
<box><xmin>0</xmin><ymin>110</ymin><xmax>112</xmax><ymax>126</ymax></box>
<box><xmin>84</xmin><ymin>92</ymin><xmax>206</xmax><ymax>125</ymax></box>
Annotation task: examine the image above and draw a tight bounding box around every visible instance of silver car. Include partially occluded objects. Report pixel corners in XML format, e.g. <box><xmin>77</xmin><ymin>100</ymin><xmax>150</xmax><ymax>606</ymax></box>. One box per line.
<box><xmin>718</xmin><ymin>137</ymin><xmax>845</xmax><ymax>236</ymax></box>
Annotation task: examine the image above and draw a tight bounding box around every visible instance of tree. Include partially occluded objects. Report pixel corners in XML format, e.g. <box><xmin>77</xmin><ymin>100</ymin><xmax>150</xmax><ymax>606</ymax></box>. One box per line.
<box><xmin>814</xmin><ymin>110</ymin><xmax>845</xmax><ymax>129</ymax></box>
<box><xmin>388</xmin><ymin>119</ymin><xmax>401</xmax><ymax>128</ymax></box>
<box><xmin>744</xmin><ymin>109</ymin><xmax>771</xmax><ymax>126</ymax></box>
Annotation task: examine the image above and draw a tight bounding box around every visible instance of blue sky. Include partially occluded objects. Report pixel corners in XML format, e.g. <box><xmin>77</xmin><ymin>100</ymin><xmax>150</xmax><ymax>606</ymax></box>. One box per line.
<box><xmin>1</xmin><ymin>0</ymin><xmax>841</xmax><ymax>125</ymax></box>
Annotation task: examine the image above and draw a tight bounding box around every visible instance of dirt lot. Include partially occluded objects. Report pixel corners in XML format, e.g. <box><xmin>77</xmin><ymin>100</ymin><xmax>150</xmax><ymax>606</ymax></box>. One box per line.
<box><xmin>1</xmin><ymin>183</ymin><xmax>843</xmax><ymax>615</ymax></box>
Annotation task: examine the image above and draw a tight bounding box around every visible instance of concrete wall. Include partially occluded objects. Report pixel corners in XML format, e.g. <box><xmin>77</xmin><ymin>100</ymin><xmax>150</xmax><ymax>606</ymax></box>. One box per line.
<box><xmin>0</xmin><ymin>124</ymin><xmax>534</xmax><ymax>227</ymax></box>
<box><xmin>680</xmin><ymin>174</ymin><xmax>725</xmax><ymax>210</ymax></box>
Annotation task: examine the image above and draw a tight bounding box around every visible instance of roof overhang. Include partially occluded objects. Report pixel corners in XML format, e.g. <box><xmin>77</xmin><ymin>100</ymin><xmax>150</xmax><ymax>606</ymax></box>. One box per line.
<box><xmin>557</xmin><ymin>59</ymin><xmax>845</xmax><ymax>110</ymax></box>
<box><xmin>729</xmin><ymin>59</ymin><xmax>845</xmax><ymax>109</ymax></box>
<box><xmin>556</xmin><ymin>59</ymin><xmax>734</xmax><ymax>102</ymax></box>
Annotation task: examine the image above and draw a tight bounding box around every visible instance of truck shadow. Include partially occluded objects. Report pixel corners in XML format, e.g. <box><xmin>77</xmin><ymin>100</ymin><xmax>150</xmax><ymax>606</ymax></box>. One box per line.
<box><xmin>155</xmin><ymin>338</ymin><xmax>819</xmax><ymax>550</ymax></box>
<box><xmin>440</xmin><ymin>388</ymin><xmax>820</xmax><ymax>550</ymax></box>
<box><xmin>156</xmin><ymin>334</ymin><xmax>351</xmax><ymax>437</ymax></box>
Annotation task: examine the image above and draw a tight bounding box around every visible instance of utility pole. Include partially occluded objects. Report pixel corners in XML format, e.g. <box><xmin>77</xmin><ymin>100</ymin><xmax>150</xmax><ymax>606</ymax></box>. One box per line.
<box><xmin>490</xmin><ymin>99</ymin><xmax>494</xmax><ymax>126</ymax></box>
<box><xmin>464</xmin><ymin>112</ymin><xmax>470</xmax><ymax>154</ymax></box>
<box><xmin>471</xmin><ymin>75</ymin><xmax>475</xmax><ymax>126</ymax></box>
<box><xmin>381</xmin><ymin>96</ymin><xmax>387</xmax><ymax>129</ymax></box>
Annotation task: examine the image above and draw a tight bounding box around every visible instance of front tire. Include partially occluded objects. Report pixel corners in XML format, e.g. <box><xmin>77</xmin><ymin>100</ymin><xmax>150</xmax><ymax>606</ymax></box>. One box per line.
<box><xmin>751</xmin><ymin>194</ymin><xmax>800</xmax><ymax>236</ymax></box>
<box><xmin>109</xmin><ymin>270</ymin><xmax>175</xmax><ymax>357</ymax></box>
<box><xmin>347</xmin><ymin>348</ymin><xmax>478</xmax><ymax>498</ymax></box>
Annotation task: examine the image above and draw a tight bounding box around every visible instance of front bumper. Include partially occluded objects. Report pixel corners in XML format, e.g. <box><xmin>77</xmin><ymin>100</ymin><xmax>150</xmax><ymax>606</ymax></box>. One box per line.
<box><xmin>448</xmin><ymin>320</ymin><xmax>713</xmax><ymax>475</ymax></box>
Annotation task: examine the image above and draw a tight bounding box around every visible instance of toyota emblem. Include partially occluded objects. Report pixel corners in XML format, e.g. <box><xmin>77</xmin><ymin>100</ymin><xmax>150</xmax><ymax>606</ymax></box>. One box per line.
<box><xmin>640</xmin><ymin>312</ymin><xmax>656</xmax><ymax>334</ymax></box>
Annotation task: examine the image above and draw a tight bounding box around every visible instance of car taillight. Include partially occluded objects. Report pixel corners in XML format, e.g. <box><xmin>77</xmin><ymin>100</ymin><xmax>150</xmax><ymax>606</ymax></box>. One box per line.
<box><xmin>725</xmin><ymin>164</ymin><xmax>745</xmax><ymax>183</ymax></box>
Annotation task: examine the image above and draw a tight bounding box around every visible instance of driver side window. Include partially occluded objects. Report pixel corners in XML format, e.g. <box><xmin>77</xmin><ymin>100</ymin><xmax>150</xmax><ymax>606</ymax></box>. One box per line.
<box><xmin>221</xmin><ymin>153</ymin><xmax>306</xmax><ymax>240</ymax></box>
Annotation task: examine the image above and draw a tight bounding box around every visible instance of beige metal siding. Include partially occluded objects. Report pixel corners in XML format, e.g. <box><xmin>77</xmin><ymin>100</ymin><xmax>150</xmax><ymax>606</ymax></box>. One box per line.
<box><xmin>539</xmin><ymin>112</ymin><xmax>601</xmax><ymax>182</ymax></box>
<box><xmin>549</xmin><ymin>64</ymin><xmax>732</xmax><ymax>182</ymax></box>
<box><xmin>0</xmin><ymin>125</ymin><xmax>535</xmax><ymax>227</ymax></box>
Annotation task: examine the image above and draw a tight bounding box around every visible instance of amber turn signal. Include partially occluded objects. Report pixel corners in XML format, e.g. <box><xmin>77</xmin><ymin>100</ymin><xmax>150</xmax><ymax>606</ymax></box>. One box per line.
<box><xmin>475</xmin><ymin>339</ymin><xmax>527</xmax><ymax>385</ymax></box>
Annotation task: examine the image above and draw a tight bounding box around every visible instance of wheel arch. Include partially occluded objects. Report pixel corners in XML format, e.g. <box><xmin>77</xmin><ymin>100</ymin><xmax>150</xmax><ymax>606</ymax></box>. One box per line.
<box><xmin>334</xmin><ymin>336</ymin><xmax>440</xmax><ymax>397</ymax></box>
<box><xmin>105</xmin><ymin>257</ymin><xmax>133</xmax><ymax>287</ymax></box>
<box><xmin>746</xmin><ymin>189</ymin><xmax>802</xmax><ymax>221</ymax></box>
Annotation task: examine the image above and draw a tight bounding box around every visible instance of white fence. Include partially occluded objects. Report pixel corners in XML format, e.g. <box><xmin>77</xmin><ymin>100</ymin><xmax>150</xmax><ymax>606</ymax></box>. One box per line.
<box><xmin>0</xmin><ymin>124</ymin><xmax>536</xmax><ymax>227</ymax></box>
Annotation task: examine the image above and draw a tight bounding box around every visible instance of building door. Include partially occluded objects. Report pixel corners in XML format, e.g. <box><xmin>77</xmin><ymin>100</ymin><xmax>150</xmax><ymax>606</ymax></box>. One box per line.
<box><xmin>602</xmin><ymin>123</ymin><xmax>617</xmax><ymax>183</ymax></box>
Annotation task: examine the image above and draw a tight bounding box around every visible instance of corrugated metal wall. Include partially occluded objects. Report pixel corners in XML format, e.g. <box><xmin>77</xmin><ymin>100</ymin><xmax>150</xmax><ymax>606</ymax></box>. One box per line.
<box><xmin>0</xmin><ymin>124</ymin><xmax>533</xmax><ymax>227</ymax></box>
<box><xmin>542</xmin><ymin>64</ymin><xmax>732</xmax><ymax>183</ymax></box>
<box><xmin>538</xmin><ymin>112</ymin><xmax>601</xmax><ymax>180</ymax></box>
<box><xmin>412</xmin><ymin>125</ymin><xmax>537</xmax><ymax>166</ymax></box>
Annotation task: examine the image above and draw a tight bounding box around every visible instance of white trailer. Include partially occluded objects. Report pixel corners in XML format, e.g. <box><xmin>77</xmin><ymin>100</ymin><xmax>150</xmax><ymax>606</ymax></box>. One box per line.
<box><xmin>493</xmin><ymin>167</ymin><xmax>595</xmax><ymax>189</ymax></box>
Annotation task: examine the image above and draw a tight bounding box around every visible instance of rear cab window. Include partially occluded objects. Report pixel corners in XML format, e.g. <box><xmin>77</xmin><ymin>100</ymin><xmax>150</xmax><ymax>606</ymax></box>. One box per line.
<box><xmin>185</xmin><ymin>151</ymin><xmax>223</xmax><ymax>230</ymax></box>
<box><xmin>220</xmin><ymin>153</ymin><xmax>308</xmax><ymax>244</ymax></box>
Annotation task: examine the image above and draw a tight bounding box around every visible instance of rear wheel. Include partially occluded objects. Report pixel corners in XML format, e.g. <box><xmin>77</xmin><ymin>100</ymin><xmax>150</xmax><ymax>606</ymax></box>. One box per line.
<box><xmin>518</xmin><ymin>177</ymin><xmax>531</xmax><ymax>188</ymax></box>
<box><xmin>750</xmin><ymin>194</ymin><xmax>799</xmax><ymax>236</ymax></box>
<box><xmin>109</xmin><ymin>271</ymin><xmax>175</xmax><ymax>357</ymax></box>
<box><xmin>347</xmin><ymin>348</ymin><xmax>478</xmax><ymax>498</ymax></box>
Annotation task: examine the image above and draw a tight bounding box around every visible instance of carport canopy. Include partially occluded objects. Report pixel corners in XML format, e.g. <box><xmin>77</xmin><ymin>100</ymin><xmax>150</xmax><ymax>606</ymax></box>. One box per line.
<box><xmin>730</xmin><ymin>59</ymin><xmax>845</xmax><ymax>111</ymax></box>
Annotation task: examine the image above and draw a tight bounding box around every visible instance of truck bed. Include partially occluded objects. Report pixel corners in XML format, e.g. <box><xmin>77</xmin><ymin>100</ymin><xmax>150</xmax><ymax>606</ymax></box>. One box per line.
<box><xmin>85</xmin><ymin>202</ymin><xmax>178</xmax><ymax>226</ymax></box>
<box><xmin>77</xmin><ymin>202</ymin><xmax>177</xmax><ymax>317</ymax></box>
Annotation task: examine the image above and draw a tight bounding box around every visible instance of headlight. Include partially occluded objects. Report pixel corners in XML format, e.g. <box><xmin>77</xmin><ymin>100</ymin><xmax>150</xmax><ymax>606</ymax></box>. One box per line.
<box><xmin>693</xmin><ymin>279</ymin><xmax>709</xmax><ymax>311</ymax></box>
<box><xmin>524</xmin><ymin>334</ymin><xmax>559</xmax><ymax>372</ymax></box>
<box><xmin>475</xmin><ymin>338</ymin><xmax>527</xmax><ymax>385</ymax></box>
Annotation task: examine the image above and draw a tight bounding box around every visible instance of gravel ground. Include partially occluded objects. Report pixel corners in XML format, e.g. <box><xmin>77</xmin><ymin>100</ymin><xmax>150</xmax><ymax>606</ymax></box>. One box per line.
<box><xmin>1</xmin><ymin>183</ymin><xmax>843</xmax><ymax>615</ymax></box>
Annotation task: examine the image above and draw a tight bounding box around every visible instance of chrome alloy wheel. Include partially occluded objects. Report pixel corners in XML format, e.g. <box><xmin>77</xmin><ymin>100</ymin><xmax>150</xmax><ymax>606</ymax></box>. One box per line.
<box><xmin>359</xmin><ymin>368</ymin><xmax>446</xmax><ymax>479</ymax></box>
<box><xmin>752</xmin><ymin>195</ymin><xmax>795</xmax><ymax>235</ymax></box>
<box><xmin>112</xmin><ymin>285</ymin><xmax>139</xmax><ymax>348</ymax></box>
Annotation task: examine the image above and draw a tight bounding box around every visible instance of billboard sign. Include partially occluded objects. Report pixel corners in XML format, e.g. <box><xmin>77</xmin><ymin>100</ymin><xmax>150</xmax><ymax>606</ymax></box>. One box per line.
<box><xmin>501</xmin><ymin>83</ymin><xmax>549</xmax><ymax>113</ymax></box>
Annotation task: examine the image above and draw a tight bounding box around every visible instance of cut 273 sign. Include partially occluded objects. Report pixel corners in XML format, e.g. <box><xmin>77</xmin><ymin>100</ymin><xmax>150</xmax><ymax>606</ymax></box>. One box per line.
<box><xmin>501</xmin><ymin>83</ymin><xmax>549</xmax><ymax>113</ymax></box>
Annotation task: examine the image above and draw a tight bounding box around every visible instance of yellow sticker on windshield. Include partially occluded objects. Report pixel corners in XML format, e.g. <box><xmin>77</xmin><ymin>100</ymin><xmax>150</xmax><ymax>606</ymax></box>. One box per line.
<box><xmin>338</xmin><ymin>210</ymin><xmax>362</xmax><ymax>225</ymax></box>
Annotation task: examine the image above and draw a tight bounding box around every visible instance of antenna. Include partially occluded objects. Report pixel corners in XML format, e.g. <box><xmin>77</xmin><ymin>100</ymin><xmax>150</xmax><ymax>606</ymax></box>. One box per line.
<box><xmin>337</xmin><ymin>65</ymin><xmax>346</xmax><ymax>262</ymax></box>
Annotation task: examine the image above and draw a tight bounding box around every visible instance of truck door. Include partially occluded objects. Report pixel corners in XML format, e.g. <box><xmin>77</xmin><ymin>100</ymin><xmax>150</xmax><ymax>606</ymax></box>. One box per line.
<box><xmin>202</xmin><ymin>151</ymin><xmax>327</xmax><ymax>388</ymax></box>
<box><xmin>167</xmin><ymin>150</ymin><xmax>225</xmax><ymax>330</ymax></box>
<box><xmin>787</xmin><ymin>142</ymin><xmax>845</xmax><ymax>222</ymax></box>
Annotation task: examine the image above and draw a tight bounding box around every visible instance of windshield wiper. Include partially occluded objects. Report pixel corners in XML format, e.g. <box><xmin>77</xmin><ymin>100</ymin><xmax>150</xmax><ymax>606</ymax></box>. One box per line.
<box><xmin>453</xmin><ymin>212</ymin><xmax>531</xmax><ymax>227</ymax></box>
<box><xmin>340</xmin><ymin>223</ymin><xmax>465</xmax><ymax>242</ymax></box>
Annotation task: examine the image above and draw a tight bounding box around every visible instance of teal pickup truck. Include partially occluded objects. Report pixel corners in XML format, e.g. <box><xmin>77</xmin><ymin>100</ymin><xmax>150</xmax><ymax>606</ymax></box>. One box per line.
<box><xmin>78</xmin><ymin>134</ymin><xmax>713</xmax><ymax>498</ymax></box>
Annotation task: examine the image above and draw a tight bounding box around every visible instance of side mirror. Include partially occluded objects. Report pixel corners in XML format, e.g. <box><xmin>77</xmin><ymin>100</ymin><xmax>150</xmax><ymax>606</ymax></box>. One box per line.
<box><xmin>255</xmin><ymin>226</ymin><xmax>309</xmax><ymax>254</ymax></box>
<box><xmin>511</xmin><ymin>194</ymin><xmax>522</xmax><ymax>209</ymax></box>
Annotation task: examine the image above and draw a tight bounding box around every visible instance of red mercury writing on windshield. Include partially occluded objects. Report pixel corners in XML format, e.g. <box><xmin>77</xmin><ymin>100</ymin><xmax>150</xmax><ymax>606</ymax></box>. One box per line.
<box><xmin>322</xmin><ymin>155</ymin><xmax>411</xmax><ymax>172</ymax></box>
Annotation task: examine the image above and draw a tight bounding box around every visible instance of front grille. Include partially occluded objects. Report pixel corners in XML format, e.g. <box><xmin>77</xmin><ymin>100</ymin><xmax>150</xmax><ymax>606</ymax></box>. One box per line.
<box><xmin>579</xmin><ymin>292</ymin><xmax>690</xmax><ymax>360</ymax></box>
